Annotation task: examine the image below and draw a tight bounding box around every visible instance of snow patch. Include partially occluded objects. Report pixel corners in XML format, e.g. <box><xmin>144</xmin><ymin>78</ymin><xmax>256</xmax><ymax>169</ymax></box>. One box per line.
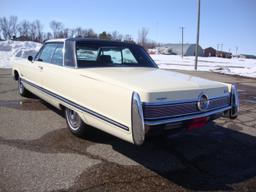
<box><xmin>0</xmin><ymin>40</ymin><xmax>42</xmax><ymax>68</ymax></box>
<box><xmin>151</xmin><ymin>54</ymin><xmax>256</xmax><ymax>78</ymax></box>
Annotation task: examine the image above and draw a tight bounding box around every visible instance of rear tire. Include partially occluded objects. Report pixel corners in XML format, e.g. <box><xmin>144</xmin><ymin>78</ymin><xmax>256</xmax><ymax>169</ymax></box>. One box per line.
<box><xmin>65</xmin><ymin>107</ymin><xmax>87</xmax><ymax>136</ymax></box>
<box><xmin>18</xmin><ymin>78</ymin><xmax>29</xmax><ymax>97</ymax></box>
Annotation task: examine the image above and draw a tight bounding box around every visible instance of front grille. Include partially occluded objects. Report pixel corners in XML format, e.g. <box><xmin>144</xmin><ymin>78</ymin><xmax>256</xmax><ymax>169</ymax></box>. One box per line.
<box><xmin>143</xmin><ymin>95</ymin><xmax>230</xmax><ymax>120</ymax></box>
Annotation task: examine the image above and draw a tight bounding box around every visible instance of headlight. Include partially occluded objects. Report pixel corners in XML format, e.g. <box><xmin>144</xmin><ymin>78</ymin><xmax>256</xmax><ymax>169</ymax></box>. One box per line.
<box><xmin>131</xmin><ymin>92</ymin><xmax>145</xmax><ymax>145</ymax></box>
<box><xmin>230</xmin><ymin>84</ymin><xmax>239</xmax><ymax>118</ymax></box>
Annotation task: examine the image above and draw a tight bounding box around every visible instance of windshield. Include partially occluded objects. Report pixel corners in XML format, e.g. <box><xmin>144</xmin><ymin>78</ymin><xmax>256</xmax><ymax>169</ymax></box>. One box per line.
<box><xmin>76</xmin><ymin>42</ymin><xmax>157</xmax><ymax>68</ymax></box>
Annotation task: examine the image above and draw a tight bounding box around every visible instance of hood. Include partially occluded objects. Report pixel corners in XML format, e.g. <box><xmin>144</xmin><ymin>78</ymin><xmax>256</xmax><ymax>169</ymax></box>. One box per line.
<box><xmin>77</xmin><ymin>67</ymin><xmax>229</xmax><ymax>102</ymax></box>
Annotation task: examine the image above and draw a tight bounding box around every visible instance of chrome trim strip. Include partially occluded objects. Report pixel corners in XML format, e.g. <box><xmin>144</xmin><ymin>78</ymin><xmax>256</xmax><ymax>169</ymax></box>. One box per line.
<box><xmin>21</xmin><ymin>78</ymin><xmax>129</xmax><ymax>131</ymax></box>
<box><xmin>62</xmin><ymin>40</ymin><xmax>66</xmax><ymax>67</ymax></box>
<box><xmin>143</xmin><ymin>94</ymin><xmax>230</xmax><ymax>107</ymax></box>
<box><xmin>143</xmin><ymin>104</ymin><xmax>230</xmax><ymax>121</ymax></box>
<box><xmin>144</xmin><ymin>106</ymin><xmax>231</xmax><ymax>126</ymax></box>
<box><xmin>131</xmin><ymin>92</ymin><xmax>145</xmax><ymax>145</ymax></box>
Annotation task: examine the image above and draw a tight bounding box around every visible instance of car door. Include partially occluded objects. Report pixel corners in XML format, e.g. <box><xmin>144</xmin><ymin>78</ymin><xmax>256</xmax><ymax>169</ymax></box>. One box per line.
<box><xmin>23</xmin><ymin>43</ymin><xmax>57</xmax><ymax>88</ymax></box>
<box><xmin>40</xmin><ymin>43</ymin><xmax>64</xmax><ymax>93</ymax></box>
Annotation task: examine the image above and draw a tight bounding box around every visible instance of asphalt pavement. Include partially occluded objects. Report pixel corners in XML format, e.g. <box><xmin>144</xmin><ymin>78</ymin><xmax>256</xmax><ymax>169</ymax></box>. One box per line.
<box><xmin>1</xmin><ymin>68</ymin><xmax>256</xmax><ymax>192</ymax></box>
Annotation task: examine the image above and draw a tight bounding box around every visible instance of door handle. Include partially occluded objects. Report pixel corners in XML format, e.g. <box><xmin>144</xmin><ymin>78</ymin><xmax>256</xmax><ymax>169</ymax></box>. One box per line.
<box><xmin>38</xmin><ymin>66</ymin><xmax>43</xmax><ymax>70</ymax></box>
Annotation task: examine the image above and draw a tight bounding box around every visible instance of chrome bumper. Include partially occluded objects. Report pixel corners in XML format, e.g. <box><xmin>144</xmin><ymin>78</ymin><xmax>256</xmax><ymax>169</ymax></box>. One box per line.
<box><xmin>144</xmin><ymin>106</ymin><xmax>232</xmax><ymax>126</ymax></box>
<box><xmin>131</xmin><ymin>84</ymin><xmax>239</xmax><ymax>145</ymax></box>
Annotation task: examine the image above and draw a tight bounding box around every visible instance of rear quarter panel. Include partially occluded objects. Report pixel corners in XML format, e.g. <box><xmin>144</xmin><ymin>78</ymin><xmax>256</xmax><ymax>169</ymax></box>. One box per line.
<box><xmin>41</xmin><ymin>64</ymin><xmax>134</xmax><ymax>143</ymax></box>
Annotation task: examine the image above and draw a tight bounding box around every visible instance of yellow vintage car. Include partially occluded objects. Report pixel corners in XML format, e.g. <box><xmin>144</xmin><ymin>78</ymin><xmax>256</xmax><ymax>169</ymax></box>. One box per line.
<box><xmin>12</xmin><ymin>38</ymin><xmax>239</xmax><ymax>145</ymax></box>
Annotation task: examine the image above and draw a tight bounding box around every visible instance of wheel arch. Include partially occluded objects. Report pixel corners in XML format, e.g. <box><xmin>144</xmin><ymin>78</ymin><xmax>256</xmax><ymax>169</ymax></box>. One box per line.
<box><xmin>13</xmin><ymin>69</ymin><xmax>19</xmax><ymax>81</ymax></box>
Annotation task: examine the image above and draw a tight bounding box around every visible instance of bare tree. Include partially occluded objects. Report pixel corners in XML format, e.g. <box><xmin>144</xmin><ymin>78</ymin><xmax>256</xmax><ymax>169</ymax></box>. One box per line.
<box><xmin>123</xmin><ymin>34</ymin><xmax>133</xmax><ymax>42</ymax></box>
<box><xmin>138</xmin><ymin>27</ymin><xmax>149</xmax><ymax>48</ymax></box>
<box><xmin>29</xmin><ymin>21</ymin><xmax>37</xmax><ymax>41</ymax></box>
<box><xmin>99</xmin><ymin>31</ymin><xmax>112</xmax><ymax>40</ymax></box>
<box><xmin>0</xmin><ymin>16</ymin><xmax>18</xmax><ymax>39</ymax></box>
<box><xmin>62</xmin><ymin>28</ymin><xmax>70</xmax><ymax>38</ymax></box>
<box><xmin>0</xmin><ymin>17</ymin><xmax>9</xmax><ymax>39</ymax></box>
<box><xmin>44</xmin><ymin>32</ymin><xmax>53</xmax><ymax>41</ymax></box>
<box><xmin>49</xmin><ymin>20</ymin><xmax>64</xmax><ymax>38</ymax></box>
<box><xmin>18</xmin><ymin>20</ymin><xmax>30</xmax><ymax>38</ymax></box>
<box><xmin>9</xmin><ymin>16</ymin><xmax>18</xmax><ymax>38</ymax></box>
<box><xmin>111</xmin><ymin>31</ymin><xmax>122</xmax><ymax>41</ymax></box>
<box><xmin>87</xmin><ymin>28</ymin><xmax>97</xmax><ymax>38</ymax></box>
<box><xmin>74</xmin><ymin>27</ymin><xmax>82</xmax><ymax>37</ymax></box>
<box><xmin>34</xmin><ymin>20</ymin><xmax>43</xmax><ymax>42</ymax></box>
<box><xmin>69</xmin><ymin>28</ymin><xmax>76</xmax><ymax>38</ymax></box>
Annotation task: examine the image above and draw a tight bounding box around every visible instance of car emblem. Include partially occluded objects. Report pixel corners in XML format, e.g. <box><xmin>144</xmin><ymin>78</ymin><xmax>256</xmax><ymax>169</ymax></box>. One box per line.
<box><xmin>197</xmin><ymin>93</ymin><xmax>209</xmax><ymax>111</ymax></box>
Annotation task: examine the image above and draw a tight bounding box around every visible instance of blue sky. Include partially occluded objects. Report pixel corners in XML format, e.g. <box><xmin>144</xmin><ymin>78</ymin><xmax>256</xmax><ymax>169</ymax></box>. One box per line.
<box><xmin>1</xmin><ymin>0</ymin><xmax>256</xmax><ymax>54</ymax></box>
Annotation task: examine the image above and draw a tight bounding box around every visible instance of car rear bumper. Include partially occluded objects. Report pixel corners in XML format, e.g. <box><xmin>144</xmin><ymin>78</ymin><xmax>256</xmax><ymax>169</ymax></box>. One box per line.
<box><xmin>144</xmin><ymin>106</ymin><xmax>231</xmax><ymax>126</ymax></box>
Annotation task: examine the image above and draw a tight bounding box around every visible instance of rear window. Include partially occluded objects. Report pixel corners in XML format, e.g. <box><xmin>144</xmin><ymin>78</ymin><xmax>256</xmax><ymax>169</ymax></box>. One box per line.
<box><xmin>76</xmin><ymin>42</ymin><xmax>156</xmax><ymax>68</ymax></box>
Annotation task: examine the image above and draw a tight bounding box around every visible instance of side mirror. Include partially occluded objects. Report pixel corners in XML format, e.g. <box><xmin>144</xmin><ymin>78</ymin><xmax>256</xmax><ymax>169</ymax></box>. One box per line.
<box><xmin>28</xmin><ymin>56</ymin><xmax>33</xmax><ymax>62</ymax></box>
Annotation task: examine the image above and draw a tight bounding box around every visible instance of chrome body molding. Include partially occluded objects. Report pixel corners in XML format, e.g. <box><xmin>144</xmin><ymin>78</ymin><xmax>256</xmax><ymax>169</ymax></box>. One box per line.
<box><xmin>21</xmin><ymin>78</ymin><xmax>129</xmax><ymax>131</ymax></box>
<box><xmin>131</xmin><ymin>92</ymin><xmax>145</xmax><ymax>145</ymax></box>
<box><xmin>144</xmin><ymin>106</ymin><xmax>231</xmax><ymax>126</ymax></box>
<box><xmin>143</xmin><ymin>94</ymin><xmax>230</xmax><ymax>106</ymax></box>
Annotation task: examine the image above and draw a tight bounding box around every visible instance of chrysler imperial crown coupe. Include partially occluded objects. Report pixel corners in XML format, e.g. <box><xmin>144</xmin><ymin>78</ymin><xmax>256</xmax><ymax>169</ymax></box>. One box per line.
<box><xmin>12</xmin><ymin>38</ymin><xmax>239</xmax><ymax>145</ymax></box>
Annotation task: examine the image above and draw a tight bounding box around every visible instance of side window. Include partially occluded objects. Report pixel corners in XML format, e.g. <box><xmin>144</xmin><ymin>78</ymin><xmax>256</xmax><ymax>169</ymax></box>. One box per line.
<box><xmin>37</xmin><ymin>44</ymin><xmax>57</xmax><ymax>63</ymax></box>
<box><xmin>51</xmin><ymin>44</ymin><xmax>64</xmax><ymax>66</ymax></box>
<box><xmin>100</xmin><ymin>49</ymin><xmax>122</xmax><ymax>64</ymax></box>
<box><xmin>122</xmin><ymin>48</ymin><xmax>138</xmax><ymax>63</ymax></box>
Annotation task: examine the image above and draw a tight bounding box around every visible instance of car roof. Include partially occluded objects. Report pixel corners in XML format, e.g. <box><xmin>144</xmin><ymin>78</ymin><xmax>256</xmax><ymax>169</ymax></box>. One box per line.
<box><xmin>45</xmin><ymin>38</ymin><xmax>137</xmax><ymax>46</ymax></box>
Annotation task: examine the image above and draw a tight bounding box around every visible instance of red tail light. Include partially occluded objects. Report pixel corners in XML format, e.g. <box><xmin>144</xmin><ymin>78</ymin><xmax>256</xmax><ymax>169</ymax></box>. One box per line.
<box><xmin>187</xmin><ymin>117</ymin><xmax>208</xmax><ymax>131</ymax></box>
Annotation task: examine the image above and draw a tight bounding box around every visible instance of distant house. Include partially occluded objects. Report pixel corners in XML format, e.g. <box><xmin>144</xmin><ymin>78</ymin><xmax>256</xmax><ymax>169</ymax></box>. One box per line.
<box><xmin>204</xmin><ymin>47</ymin><xmax>216</xmax><ymax>57</ymax></box>
<box><xmin>216</xmin><ymin>51</ymin><xmax>232</xmax><ymax>59</ymax></box>
<box><xmin>239</xmin><ymin>54</ymin><xmax>256</xmax><ymax>59</ymax></box>
<box><xmin>157</xmin><ymin>43</ymin><xmax>204</xmax><ymax>56</ymax></box>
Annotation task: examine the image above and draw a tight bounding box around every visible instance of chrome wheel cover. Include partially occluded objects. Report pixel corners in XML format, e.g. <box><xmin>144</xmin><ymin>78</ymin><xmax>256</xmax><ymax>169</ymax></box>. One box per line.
<box><xmin>19</xmin><ymin>80</ymin><xmax>24</xmax><ymax>94</ymax></box>
<box><xmin>66</xmin><ymin>108</ymin><xmax>82</xmax><ymax>131</ymax></box>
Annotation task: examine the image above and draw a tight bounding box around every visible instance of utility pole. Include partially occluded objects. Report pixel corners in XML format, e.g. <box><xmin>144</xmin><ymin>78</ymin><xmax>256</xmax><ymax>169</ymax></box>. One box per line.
<box><xmin>194</xmin><ymin>0</ymin><xmax>201</xmax><ymax>70</ymax></box>
<box><xmin>181</xmin><ymin>27</ymin><xmax>184</xmax><ymax>58</ymax></box>
<box><xmin>220</xmin><ymin>43</ymin><xmax>223</xmax><ymax>51</ymax></box>
<box><xmin>217</xmin><ymin>44</ymin><xmax>219</xmax><ymax>51</ymax></box>
<box><xmin>236</xmin><ymin>46</ymin><xmax>239</xmax><ymax>55</ymax></box>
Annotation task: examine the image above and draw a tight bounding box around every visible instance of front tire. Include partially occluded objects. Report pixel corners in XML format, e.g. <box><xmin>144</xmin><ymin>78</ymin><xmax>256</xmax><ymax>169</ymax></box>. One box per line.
<box><xmin>18</xmin><ymin>78</ymin><xmax>29</xmax><ymax>97</ymax></box>
<box><xmin>65</xmin><ymin>107</ymin><xmax>87</xmax><ymax>136</ymax></box>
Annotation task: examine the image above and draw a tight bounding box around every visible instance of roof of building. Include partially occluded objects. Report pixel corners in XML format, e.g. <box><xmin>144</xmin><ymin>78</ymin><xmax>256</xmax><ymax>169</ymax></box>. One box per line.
<box><xmin>159</xmin><ymin>43</ymin><xmax>203</xmax><ymax>55</ymax></box>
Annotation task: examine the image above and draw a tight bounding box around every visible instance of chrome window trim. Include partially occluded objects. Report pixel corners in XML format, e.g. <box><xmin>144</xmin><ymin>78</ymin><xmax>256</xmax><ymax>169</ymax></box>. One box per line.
<box><xmin>62</xmin><ymin>40</ymin><xmax>65</xmax><ymax>67</ymax></box>
<box><xmin>74</xmin><ymin>41</ymin><xmax>78</xmax><ymax>68</ymax></box>
<box><xmin>143</xmin><ymin>94</ymin><xmax>230</xmax><ymax>107</ymax></box>
<box><xmin>144</xmin><ymin>106</ymin><xmax>231</xmax><ymax>126</ymax></box>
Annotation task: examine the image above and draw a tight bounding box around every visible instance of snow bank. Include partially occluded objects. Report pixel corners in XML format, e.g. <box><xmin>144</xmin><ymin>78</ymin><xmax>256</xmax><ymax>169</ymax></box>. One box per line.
<box><xmin>151</xmin><ymin>54</ymin><xmax>256</xmax><ymax>78</ymax></box>
<box><xmin>0</xmin><ymin>40</ymin><xmax>42</xmax><ymax>68</ymax></box>
<box><xmin>0</xmin><ymin>40</ymin><xmax>255</xmax><ymax>78</ymax></box>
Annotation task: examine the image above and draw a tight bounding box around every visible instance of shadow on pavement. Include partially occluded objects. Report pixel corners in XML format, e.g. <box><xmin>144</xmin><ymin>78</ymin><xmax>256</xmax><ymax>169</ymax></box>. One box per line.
<box><xmin>83</xmin><ymin>123</ymin><xmax>256</xmax><ymax>191</ymax></box>
<box><xmin>2</xmin><ymin>99</ymin><xmax>256</xmax><ymax>191</ymax></box>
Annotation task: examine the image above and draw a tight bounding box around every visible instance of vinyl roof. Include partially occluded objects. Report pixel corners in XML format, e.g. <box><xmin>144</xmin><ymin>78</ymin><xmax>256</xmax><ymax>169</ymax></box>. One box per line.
<box><xmin>45</xmin><ymin>38</ymin><xmax>137</xmax><ymax>46</ymax></box>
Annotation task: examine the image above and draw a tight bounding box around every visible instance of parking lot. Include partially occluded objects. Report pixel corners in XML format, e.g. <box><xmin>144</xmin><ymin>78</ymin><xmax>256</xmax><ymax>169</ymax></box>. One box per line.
<box><xmin>1</xmin><ymin>68</ymin><xmax>256</xmax><ymax>192</ymax></box>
